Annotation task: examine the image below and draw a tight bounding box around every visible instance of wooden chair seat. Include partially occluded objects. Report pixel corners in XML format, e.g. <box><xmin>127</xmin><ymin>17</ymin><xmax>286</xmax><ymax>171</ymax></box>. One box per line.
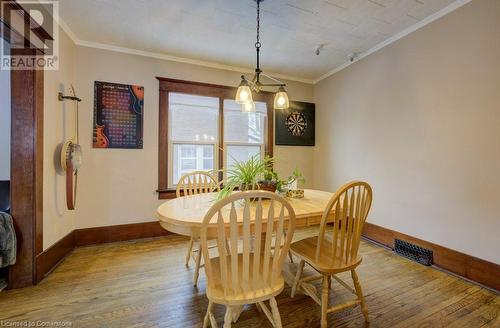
<box><xmin>291</xmin><ymin>236</ymin><xmax>362</xmax><ymax>274</ymax></box>
<box><xmin>207</xmin><ymin>254</ymin><xmax>284</xmax><ymax>305</ymax></box>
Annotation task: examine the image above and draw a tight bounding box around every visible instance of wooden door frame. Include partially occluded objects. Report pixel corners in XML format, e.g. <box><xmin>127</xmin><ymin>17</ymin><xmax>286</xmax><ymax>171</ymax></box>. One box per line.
<box><xmin>1</xmin><ymin>0</ymin><xmax>45</xmax><ymax>288</ymax></box>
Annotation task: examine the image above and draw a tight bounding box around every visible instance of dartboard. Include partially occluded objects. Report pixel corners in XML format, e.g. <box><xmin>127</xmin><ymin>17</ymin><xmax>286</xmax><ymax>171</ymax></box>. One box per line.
<box><xmin>285</xmin><ymin>111</ymin><xmax>307</xmax><ymax>136</ymax></box>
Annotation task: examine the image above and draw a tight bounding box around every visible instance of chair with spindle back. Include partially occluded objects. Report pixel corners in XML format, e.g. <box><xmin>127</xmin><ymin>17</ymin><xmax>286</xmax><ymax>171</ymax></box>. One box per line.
<box><xmin>176</xmin><ymin>171</ymin><xmax>220</xmax><ymax>285</ymax></box>
<box><xmin>201</xmin><ymin>190</ymin><xmax>296</xmax><ymax>328</ymax></box>
<box><xmin>290</xmin><ymin>181</ymin><xmax>373</xmax><ymax>328</ymax></box>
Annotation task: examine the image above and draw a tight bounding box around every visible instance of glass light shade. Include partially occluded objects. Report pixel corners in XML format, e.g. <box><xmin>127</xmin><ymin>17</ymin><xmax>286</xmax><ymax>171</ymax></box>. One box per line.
<box><xmin>274</xmin><ymin>86</ymin><xmax>289</xmax><ymax>109</ymax></box>
<box><xmin>235</xmin><ymin>79</ymin><xmax>253</xmax><ymax>104</ymax></box>
<box><xmin>241</xmin><ymin>101</ymin><xmax>256</xmax><ymax>113</ymax></box>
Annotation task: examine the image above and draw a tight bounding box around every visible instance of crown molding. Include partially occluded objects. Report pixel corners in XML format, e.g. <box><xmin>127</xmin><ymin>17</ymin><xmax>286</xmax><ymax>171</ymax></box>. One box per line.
<box><xmin>313</xmin><ymin>0</ymin><xmax>473</xmax><ymax>84</ymax></box>
<box><xmin>54</xmin><ymin>0</ymin><xmax>471</xmax><ymax>86</ymax></box>
<box><xmin>56</xmin><ymin>15</ymin><xmax>79</xmax><ymax>44</ymax></box>
<box><xmin>55</xmin><ymin>14</ymin><xmax>314</xmax><ymax>85</ymax></box>
<box><xmin>74</xmin><ymin>39</ymin><xmax>315</xmax><ymax>84</ymax></box>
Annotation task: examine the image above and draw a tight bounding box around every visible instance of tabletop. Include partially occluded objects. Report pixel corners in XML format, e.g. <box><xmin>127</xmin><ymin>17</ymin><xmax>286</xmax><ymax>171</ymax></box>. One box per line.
<box><xmin>156</xmin><ymin>189</ymin><xmax>333</xmax><ymax>237</ymax></box>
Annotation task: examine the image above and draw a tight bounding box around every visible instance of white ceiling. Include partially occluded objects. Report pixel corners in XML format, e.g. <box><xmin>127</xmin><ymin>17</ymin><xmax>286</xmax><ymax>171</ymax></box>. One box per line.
<box><xmin>58</xmin><ymin>0</ymin><xmax>460</xmax><ymax>82</ymax></box>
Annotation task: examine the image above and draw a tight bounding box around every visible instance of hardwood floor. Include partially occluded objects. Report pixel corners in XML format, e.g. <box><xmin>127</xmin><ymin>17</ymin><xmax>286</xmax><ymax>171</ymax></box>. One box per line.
<box><xmin>0</xmin><ymin>228</ymin><xmax>498</xmax><ymax>327</ymax></box>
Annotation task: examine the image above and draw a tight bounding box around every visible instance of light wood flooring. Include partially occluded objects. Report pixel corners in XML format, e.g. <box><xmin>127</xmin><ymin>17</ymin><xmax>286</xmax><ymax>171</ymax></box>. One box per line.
<box><xmin>0</xmin><ymin>228</ymin><xmax>498</xmax><ymax>327</ymax></box>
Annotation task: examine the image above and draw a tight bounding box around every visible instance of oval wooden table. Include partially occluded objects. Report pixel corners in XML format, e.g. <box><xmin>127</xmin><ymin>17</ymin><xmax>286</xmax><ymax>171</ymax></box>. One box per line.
<box><xmin>156</xmin><ymin>189</ymin><xmax>334</xmax><ymax>238</ymax></box>
<box><xmin>156</xmin><ymin>189</ymin><xmax>335</xmax><ymax>288</ymax></box>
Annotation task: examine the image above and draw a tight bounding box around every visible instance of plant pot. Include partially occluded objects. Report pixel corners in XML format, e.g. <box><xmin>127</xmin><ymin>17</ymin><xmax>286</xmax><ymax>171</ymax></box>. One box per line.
<box><xmin>258</xmin><ymin>181</ymin><xmax>277</xmax><ymax>193</ymax></box>
<box><xmin>286</xmin><ymin>189</ymin><xmax>304</xmax><ymax>199</ymax></box>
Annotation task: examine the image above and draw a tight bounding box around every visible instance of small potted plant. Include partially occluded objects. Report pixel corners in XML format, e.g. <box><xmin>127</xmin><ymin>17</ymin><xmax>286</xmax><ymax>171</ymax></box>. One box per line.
<box><xmin>285</xmin><ymin>169</ymin><xmax>306</xmax><ymax>198</ymax></box>
<box><xmin>259</xmin><ymin>156</ymin><xmax>279</xmax><ymax>193</ymax></box>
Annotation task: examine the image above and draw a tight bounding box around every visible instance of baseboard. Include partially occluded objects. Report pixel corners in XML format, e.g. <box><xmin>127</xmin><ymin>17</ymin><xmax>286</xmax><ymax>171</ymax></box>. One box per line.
<box><xmin>362</xmin><ymin>222</ymin><xmax>500</xmax><ymax>291</ymax></box>
<box><xmin>74</xmin><ymin>221</ymin><xmax>169</xmax><ymax>246</ymax></box>
<box><xmin>35</xmin><ymin>220</ymin><xmax>499</xmax><ymax>292</ymax></box>
<box><xmin>35</xmin><ymin>221</ymin><xmax>169</xmax><ymax>284</ymax></box>
<box><xmin>35</xmin><ymin>230</ymin><xmax>75</xmax><ymax>283</ymax></box>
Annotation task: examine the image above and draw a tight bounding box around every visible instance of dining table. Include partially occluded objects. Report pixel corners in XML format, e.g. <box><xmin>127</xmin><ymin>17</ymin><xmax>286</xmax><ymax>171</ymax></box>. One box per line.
<box><xmin>156</xmin><ymin>189</ymin><xmax>335</xmax><ymax>287</ymax></box>
<box><xmin>156</xmin><ymin>189</ymin><xmax>334</xmax><ymax>238</ymax></box>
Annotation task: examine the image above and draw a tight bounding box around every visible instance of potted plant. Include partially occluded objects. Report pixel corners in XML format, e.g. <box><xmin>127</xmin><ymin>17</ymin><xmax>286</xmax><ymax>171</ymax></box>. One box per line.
<box><xmin>216</xmin><ymin>155</ymin><xmax>306</xmax><ymax>200</ymax></box>
<box><xmin>259</xmin><ymin>156</ymin><xmax>280</xmax><ymax>193</ymax></box>
<box><xmin>217</xmin><ymin>155</ymin><xmax>270</xmax><ymax>200</ymax></box>
<box><xmin>284</xmin><ymin>169</ymin><xmax>306</xmax><ymax>198</ymax></box>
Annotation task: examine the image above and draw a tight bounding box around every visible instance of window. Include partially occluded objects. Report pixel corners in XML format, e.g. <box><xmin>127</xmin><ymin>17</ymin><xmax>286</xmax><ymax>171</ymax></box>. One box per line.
<box><xmin>224</xmin><ymin>99</ymin><xmax>267</xmax><ymax>178</ymax></box>
<box><xmin>168</xmin><ymin>93</ymin><xmax>218</xmax><ymax>186</ymax></box>
<box><xmin>157</xmin><ymin>78</ymin><xmax>274</xmax><ymax>198</ymax></box>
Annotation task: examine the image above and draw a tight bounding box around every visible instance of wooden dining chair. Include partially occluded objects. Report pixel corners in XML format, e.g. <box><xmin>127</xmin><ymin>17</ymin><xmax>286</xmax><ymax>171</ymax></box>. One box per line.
<box><xmin>290</xmin><ymin>181</ymin><xmax>373</xmax><ymax>328</ymax></box>
<box><xmin>200</xmin><ymin>190</ymin><xmax>296</xmax><ymax>328</ymax></box>
<box><xmin>176</xmin><ymin>171</ymin><xmax>220</xmax><ymax>285</ymax></box>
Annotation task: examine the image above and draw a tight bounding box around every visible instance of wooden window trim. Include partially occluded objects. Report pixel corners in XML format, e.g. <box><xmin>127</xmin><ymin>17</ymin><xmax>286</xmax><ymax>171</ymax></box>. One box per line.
<box><xmin>156</xmin><ymin>77</ymin><xmax>274</xmax><ymax>199</ymax></box>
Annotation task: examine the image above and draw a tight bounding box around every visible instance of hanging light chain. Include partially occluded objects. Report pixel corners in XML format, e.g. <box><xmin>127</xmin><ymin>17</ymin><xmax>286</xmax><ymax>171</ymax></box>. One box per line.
<box><xmin>256</xmin><ymin>0</ymin><xmax>260</xmax><ymax>49</ymax></box>
<box><xmin>235</xmin><ymin>0</ymin><xmax>289</xmax><ymax>110</ymax></box>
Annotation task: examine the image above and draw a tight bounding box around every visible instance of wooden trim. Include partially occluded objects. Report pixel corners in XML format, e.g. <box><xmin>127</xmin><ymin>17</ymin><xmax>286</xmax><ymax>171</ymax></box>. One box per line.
<box><xmin>8</xmin><ymin>49</ymin><xmax>44</xmax><ymax>289</ymax></box>
<box><xmin>157</xmin><ymin>77</ymin><xmax>236</xmax><ymax>91</ymax></box>
<box><xmin>157</xmin><ymin>77</ymin><xmax>275</xmax><ymax>199</ymax></box>
<box><xmin>74</xmin><ymin>222</ymin><xmax>169</xmax><ymax>247</ymax></box>
<box><xmin>362</xmin><ymin>222</ymin><xmax>500</xmax><ymax>291</ymax></box>
<box><xmin>2</xmin><ymin>2</ymin><xmax>46</xmax><ymax>290</ymax></box>
<box><xmin>34</xmin><ymin>63</ymin><xmax>44</xmax><ymax>256</ymax></box>
<box><xmin>158</xmin><ymin>90</ymin><xmax>169</xmax><ymax>197</ymax></box>
<box><xmin>35</xmin><ymin>231</ymin><xmax>75</xmax><ymax>283</ymax></box>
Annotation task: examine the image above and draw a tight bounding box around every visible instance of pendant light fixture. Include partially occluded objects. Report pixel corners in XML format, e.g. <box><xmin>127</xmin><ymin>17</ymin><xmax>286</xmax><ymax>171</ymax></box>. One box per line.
<box><xmin>235</xmin><ymin>0</ymin><xmax>290</xmax><ymax>112</ymax></box>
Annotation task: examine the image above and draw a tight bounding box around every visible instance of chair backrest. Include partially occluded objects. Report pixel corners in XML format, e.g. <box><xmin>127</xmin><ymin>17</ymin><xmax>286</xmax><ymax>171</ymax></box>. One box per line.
<box><xmin>201</xmin><ymin>190</ymin><xmax>296</xmax><ymax>298</ymax></box>
<box><xmin>316</xmin><ymin>181</ymin><xmax>373</xmax><ymax>265</ymax></box>
<box><xmin>175</xmin><ymin>171</ymin><xmax>219</xmax><ymax>197</ymax></box>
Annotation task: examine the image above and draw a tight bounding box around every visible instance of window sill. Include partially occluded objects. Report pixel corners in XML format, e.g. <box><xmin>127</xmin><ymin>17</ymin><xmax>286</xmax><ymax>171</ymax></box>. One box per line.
<box><xmin>156</xmin><ymin>189</ymin><xmax>177</xmax><ymax>200</ymax></box>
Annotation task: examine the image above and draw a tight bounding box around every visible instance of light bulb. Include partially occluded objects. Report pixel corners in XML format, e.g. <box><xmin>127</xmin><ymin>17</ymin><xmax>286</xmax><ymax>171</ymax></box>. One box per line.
<box><xmin>273</xmin><ymin>86</ymin><xmax>290</xmax><ymax>109</ymax></box>
<box><xmin>235</xmin><ymin>77</ymin><xmax>253</xmax><ymax>104</ymax></box>
<box><xmin>240</xmin><ymin>90</ymin><xmax>249</xmax><ymax>101</ymax></box>
<box><xmin>242</xmin><ymin>101</ymin><xmax>256</xmax><ymax>112</ymax></box>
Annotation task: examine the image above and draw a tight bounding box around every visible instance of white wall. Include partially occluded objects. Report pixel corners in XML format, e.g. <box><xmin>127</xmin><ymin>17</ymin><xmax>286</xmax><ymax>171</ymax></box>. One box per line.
<box><xmin>43</xmin><ymin>28</ymin><xmax>77</xmax><ymax>249</ymax></box>
<box><xmin>42</xmin><ymin>38</ymin><xmax>314</xmax><ymax>249</ymax></box>
<box><xmin>0</xmin><ymin>39</ymin><xmax>10</xmax><ymax>180</ymax></box>
<box><xmin>71</xmin><ymin>46</ymin><xmax>314</xmax><ymax>232</ymax></box>
<box><xmin>314</xmin><ymin>0</ymin><xmax>500</xmax><ymax>263</ymax></box>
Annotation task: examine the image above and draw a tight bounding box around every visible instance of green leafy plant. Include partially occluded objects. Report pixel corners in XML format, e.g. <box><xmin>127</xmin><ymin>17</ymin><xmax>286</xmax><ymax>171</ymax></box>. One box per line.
<box><xmin>288</xmin><ymin>168</ymin><xmax>305</xmax><ymax>187</ymax></box>
<box><xmin>216</xmin><ymin>154</ymin><xmax>306</xmax><ymax>199</ymax></box>
<box><xmin>217</xmin><ymin>155</ymin><xmax>271</xmax><ymax>200</ymax></box>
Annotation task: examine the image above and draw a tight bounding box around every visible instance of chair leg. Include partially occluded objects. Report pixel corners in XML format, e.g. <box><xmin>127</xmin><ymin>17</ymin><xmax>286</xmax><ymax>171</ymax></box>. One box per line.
<box><xmin>185</xmin><ymin>237</ymin><xmax>194</xmax><ymax>266</ymax></box>
<box><xmin>351</xmin><ymin>269</ymin><xmax>369</xmax><ymax>322</ymax></box>
<box><xmin>203</xmin><ymin>300</ymin><xmax>214</xmax><ymax>328</ymax></box>
<box><xmin>223</xmin><ymin>306</ymin><xmax>232</xmax><ymax>328</ymax></box>
<box><xmin>270</xmin><ymin>297</ymin><xmax>283</xmax><ymax>328</ymax></box>
<box><xmin>231</xmin><ymin>306</ymin><xmax>243</xmax><ymax>323</ymax></box>
<box><xmin>209</xmin><ymin>311</ymin><xmax>218</xmax><ymax>328</ymax></box>
<box><xmin>193</xmin><ymin>244</ymin><xmax>203</xmax><ymax>286</ymax></box>
<box><xmin>327</xmin><ymin>275</ymin><xmax>331</xmax><ymax>290</ymax></box>
<box><xmin>321</xmin><ymin>275</ymin><xmax>329</xmax><ymax>328</ymax></box>
<box><xmin>291</xmin><ymin>259</ymin><xmax>305</xmax><ymax>298</ymax></box>
<box><xmin>288</xmin><ymin>251</ymin><xmax>294</xmax><ymax>263</ymax></box>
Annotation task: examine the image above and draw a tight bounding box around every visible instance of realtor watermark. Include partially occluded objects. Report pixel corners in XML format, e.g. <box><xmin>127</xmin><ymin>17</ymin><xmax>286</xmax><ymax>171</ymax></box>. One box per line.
<box><xmin>0</xmin><ymin>321</ymin><xmax>72</xmax><ymax>327</ymax></box>
<box><xmin>1</xmin><ymin>0</ymin><xmax>59</xmax><ymax>70</ymax></box>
